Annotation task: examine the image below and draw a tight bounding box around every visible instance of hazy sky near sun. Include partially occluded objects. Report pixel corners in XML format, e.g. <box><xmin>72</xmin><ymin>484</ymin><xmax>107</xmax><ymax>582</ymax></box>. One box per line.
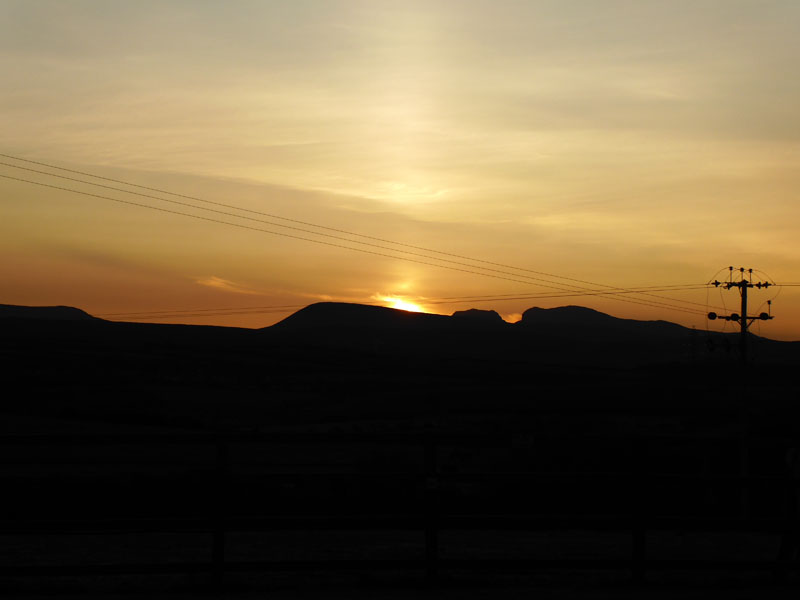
<box><xmin>2</xmin><ymin>1</ymin><xmax>799</xmax><ymax>338</ymax></box>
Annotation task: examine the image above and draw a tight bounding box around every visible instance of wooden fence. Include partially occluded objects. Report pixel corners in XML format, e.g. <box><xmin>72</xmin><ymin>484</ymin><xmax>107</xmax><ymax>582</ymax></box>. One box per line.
<box><xmin>1</xmin><ymin>431</ymin><xmax>798</xmax><ymax>583</ymax></box>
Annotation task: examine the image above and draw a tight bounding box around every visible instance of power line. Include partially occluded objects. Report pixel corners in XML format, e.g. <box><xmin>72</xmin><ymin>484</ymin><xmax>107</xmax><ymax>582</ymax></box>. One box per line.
<box><xmin>431</xmin><ymin>285</ymin><xmax>717</xmax><ymax>310</ymax></box>
<box><xmin>0</xmin><ymin>155</ymin><xmax>715</xmax><ymax>309</ymax></box>
<box><xmin>433</xmin><ymin>283</ymin><xmax>707</xmax><ymax>300</ymax></box>
<box><xmin>110</xmin><ymin>308</ymin><xmax>304</xmax><ymax>320</ymax></box>
<box><xmin>425</xmin><ymin>287</ymin><xmax>712</xmax><ymax>308</ymax></box>
<box><xmin>0</xmin><ymin>159</ymin><xmax>713</xmax><ymax>311</ymax></box>
<box><xmin>96</xmin><ymin>285</ymin><xmax>710</xmax><ymax>317</ymax></box>
<box><xmin>0</xmin><ymin>172</ymin><xmax>709</xmax><ymax>317</ymax></box>
<box><xmin>97</xmin><ymin>303</ymin><xmax>309</xmax><ymax>317</ymax></box>
<box><xmin>0</xmin><ymin>168</ymin><xmax>710</xmax><ymax>316</ymax></box>
<box><xmin>100</xmin><ymin>286</ymin><xmax>714</xmax><ymax>324</ymax></box>
<box><xmin>0</xmin><ymin>153</ymin><xmax>701</xmax><ymax>293</ymax></box>
<box><xmin>0</xmin><ymin>173</ymin><xmax>554</xmax><ymax>287</ymax></box>
<box><xmin>99</xmin><ymin>284</ymin><xmax>713</xmax><ymax>320</ymax></box>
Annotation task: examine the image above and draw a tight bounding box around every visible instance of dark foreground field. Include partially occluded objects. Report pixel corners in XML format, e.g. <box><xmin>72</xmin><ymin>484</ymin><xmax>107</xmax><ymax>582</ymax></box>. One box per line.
<box><xmin>2</xmin><ymin>303</ymin><xmax>800</xmax><ymax>597</ymax></box>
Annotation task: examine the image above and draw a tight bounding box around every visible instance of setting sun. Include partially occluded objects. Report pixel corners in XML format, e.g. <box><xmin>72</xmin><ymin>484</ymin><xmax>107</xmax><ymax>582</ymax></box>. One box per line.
<box><xmin>382</xmin><ymin>297</ymin><xmax>425</xmax><ymax>313</ymax></box>
<box><xmin>3</xmin><ymin>2</ymin><xmax>800</xmax><ymax>339</ymax></box>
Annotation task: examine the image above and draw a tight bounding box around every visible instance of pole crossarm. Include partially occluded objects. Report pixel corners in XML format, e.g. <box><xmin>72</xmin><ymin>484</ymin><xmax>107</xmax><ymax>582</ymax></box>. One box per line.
<box><xmin>708</xmin><ymin>271</ymin><xmax>774</xmax><ymax>327</ymax></box>
<box><xmin>706</xmin><ymin>267</ymin><xmax>775</xmax><ymax>364</ymax></box>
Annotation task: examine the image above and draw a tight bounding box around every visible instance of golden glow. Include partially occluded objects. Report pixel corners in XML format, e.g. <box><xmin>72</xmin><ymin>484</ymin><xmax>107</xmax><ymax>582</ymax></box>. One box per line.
<box><xmin>381</xmin><ymin>297</ymin><xmax>425</xmax><ymax>313</ymax></box>
<box><xmin>3</xmin><ymin>4</ymin><xmax>800</xmax><ymax>339</ymax></box>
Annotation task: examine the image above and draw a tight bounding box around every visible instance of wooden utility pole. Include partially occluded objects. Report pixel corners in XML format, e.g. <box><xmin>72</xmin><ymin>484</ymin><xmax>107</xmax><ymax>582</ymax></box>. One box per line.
<box><xmin>707</xmin><ymin>267</ymin><xmax>774</xmax><ymax>365</ymax></box>
<box><xmin>707</xmin><ymin>267</ymin><xmax>774</xmax><ymax>518</ymax></box>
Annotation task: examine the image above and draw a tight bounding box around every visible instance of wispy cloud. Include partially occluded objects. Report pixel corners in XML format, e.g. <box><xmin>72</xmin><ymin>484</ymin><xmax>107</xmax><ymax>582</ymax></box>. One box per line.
<box><xmin>195</xmin><ymin>276</ymin><xmax>259</xmax><ymax>295</ymax></box>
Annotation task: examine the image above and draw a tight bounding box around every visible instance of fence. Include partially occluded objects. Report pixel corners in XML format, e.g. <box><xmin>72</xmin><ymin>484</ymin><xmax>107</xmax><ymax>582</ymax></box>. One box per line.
<box><xmin>1</xmin><ymin>431</ymin><xmax>798</xmax><ymax>584</ymax></box>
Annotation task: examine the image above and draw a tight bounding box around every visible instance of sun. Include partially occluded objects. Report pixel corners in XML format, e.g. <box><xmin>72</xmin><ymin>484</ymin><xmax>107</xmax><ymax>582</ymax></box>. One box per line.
<box><xmin>382</xmin><ymin>297</ymin><xmax>424</xmax><ymax>313</ymax></box>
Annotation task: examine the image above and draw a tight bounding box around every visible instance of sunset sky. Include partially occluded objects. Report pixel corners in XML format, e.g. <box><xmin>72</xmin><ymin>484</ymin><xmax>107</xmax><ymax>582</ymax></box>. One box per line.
<box><xmin>2</xmin><ymin>1</ymin><xmax>799</xmax><ymax>338</ymax></box>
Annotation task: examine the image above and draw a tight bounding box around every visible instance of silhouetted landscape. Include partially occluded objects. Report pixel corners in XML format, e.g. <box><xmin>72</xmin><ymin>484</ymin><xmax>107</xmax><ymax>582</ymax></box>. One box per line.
<box><xmin>2</xmin><ymin>302</ymin><xmax>800</xmax><ymax>597</ymax></box>
<box><xmin>5</xmin><ymin>1</ymin><xmax>800</xmax><ymax>596</ymax></box>
<box><xmin>2</xmin><ymin>300</ymin><xmax>798</xmax><ymax>430</ymax></box>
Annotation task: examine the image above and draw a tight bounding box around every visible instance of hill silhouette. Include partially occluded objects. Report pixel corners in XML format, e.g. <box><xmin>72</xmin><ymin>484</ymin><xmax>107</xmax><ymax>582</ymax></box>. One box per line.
<box><xmin>8</xmin><ymin>298</ymin><xmax>793</xmax><ymax>439</ymax></box>
<box><xmin>451</xmin><ymin>307</ymin><xmax>506</xmax><ymax>325</ymax></box>
<box><xmin>519</xmin><ymin>305</ymin><xmax>689</xmax><ymax>340</ymax></box>
<box><xmin>271</xmin><ymin>301</ymin><xmax>456</xmax><ymax>331</ymax></box>
<box><xmin>0</xmin><ymin>303</ymin><xmax>98</xmax><ymax>321</ymax></box>
<box><xmin>266</xmin><ymin>302</ymin><xmax>800</xmax><ymax>366</ymax></box>
<box><xmin>5</xmin><ymin>299</ymin><xmax>796</xmax><ymax>437</ymax></box>
<box><xmin>2</xmin><ymin>300</ymin><xmax>797</xmax><ymax>371</ymax></box>
<box><xmin>271</xmin><ymin>302</ymin><xmax>691</xmax><ymax>337</ymax></box>
<box><xmin>0</xmin><ymin>300</ymin><xmax>700</xmax><ymax>346</ymax></box>
<box><xmin>4</xmin><ymin>299</ymin><xmax>800</xmax><ymax>595</ymax></box>
<box><xmin>274</xmin><ymin>302</ymin><xmax>687</xmax><ymax>338</ymax></box>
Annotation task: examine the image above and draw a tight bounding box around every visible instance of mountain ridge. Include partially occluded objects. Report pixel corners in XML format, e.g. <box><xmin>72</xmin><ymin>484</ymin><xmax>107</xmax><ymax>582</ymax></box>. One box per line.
<box><xmin>270</xmin><ymin>301</ymin><xmax>692</xmax><ymax>336</ymax></box>
<box><xmin>0</xmin><ymin>303</ymin><xmax>99</xmax><ymax>321</ymax></box>
<box><xmin>2</xmin><ymin>300</ymin><xmax>799</xmax><ymax>379</ymax></box>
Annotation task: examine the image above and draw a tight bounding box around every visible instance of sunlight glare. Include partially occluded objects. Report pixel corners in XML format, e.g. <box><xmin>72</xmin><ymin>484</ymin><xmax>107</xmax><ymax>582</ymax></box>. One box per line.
<box><xmin>382</xmin><ymin>296</ymin><xmax>424</xmax><ymax>313</ymax></box>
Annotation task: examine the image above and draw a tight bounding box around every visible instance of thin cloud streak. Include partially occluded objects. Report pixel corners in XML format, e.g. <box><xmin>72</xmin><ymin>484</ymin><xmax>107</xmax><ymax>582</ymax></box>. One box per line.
<box><xmin>195</xmin><ymin>276</ymin><xmax>261</xmax><ymax>296</ymax></box>
<box><xmin>1</xmin><ymin>1</ymin><xmax>799</xmax><ymax>338</ymax></box>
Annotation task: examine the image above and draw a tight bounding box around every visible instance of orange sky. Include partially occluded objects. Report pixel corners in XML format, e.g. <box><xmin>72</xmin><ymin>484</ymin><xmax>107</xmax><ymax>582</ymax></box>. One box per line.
<box><xmin>2</xmin><ymin>1</ymin><xmax>799</xmax><ymax>339</ymax></box>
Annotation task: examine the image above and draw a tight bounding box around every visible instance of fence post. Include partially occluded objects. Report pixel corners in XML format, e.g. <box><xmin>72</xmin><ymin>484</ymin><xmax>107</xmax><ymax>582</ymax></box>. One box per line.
<box><xmin>212</xmin><ymin>439</ymin><xmax>230</xmax><ymax>586</ymax></box>
<box><xmin>631</xmin><ymin>437</ymin><xmax>647</xmax><ymax>583</ymax></box>
<box><xmin>424</xmin><ymin>434</ymin><xmax>439</xmax><ymax>583</ymax></box>
<box><xmin>739</xmin><ymin>425</ymin><xmax>750</xmax><ymax>520</ymax></box>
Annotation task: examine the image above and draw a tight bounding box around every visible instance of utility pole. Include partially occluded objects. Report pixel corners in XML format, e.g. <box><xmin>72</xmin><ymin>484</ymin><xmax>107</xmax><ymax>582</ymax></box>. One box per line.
<box><xmin>707</xmin><ymin>266</ymin><xmax>774</xmax><ymax>365</ymax></box>
<box><xmin>706</xmin><ymin>266</ymin><xmax>775</xmax><ymax>520</ymax></box>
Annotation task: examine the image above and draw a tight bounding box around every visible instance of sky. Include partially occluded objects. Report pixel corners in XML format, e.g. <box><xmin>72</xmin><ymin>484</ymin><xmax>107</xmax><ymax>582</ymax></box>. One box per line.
<box><xmin>1</xmin><ymin>0</ymin><xmax>799</xmax><ymax>338</ymax></box>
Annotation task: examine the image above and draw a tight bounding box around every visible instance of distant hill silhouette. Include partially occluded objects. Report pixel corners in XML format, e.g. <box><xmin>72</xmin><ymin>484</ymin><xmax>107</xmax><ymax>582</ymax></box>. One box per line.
<box><xmin>271</xmin><ymin>302</ymin><xmax>453</xmax><ymax>331</ymax></box>
<box><xmin>5</xmin><ymin>300</ymin><xmax>800</xmax><ymax>593</ymax></box>
<box><xmin>451</xmin><ymin>308</ymin><xmax>506</xmax><ymax>326</ymax></box>
<box><xmin>265</xmin><ymin>301</ymin><xmax>800</xmax><ymax>365</ymax></box>
<box><xmin>0</xmin><ymin>303</ymin><xmax>98</xmax><ymax>321</ymax></box>
<box><xmin>2</xmin><ymin>300</ymin><xmax>797</xmax><ymax>366</ymax></box>
<box><xmin>519</xmin><ymin>305</ymin><xmax>688</xmax><ymax>341</ymax></box>
<box><xmin>272</xmin><ymin>302</ymin><xmax>689</xmax><ymax>341</ymax></box>
<box><xmin>523</xmin><ymin>305</ymin><xmax>642</xmax><ymax>327</ymax></box>
<box><xmin>3</xmin><ymin>299</ymin><xmax>800</xmax><ymax>439</ymax></box>
<box><xmin>272</xmin><ymin>302</ymin><xmax>512</xmax><ymax>333</ymax></box>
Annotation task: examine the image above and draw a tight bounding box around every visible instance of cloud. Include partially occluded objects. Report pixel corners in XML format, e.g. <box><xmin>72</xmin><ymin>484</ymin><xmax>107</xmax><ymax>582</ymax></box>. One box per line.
<box><xmin>195</xmin><ymin>276</ymin><xmax>259</xmax><ymax>295</ymax></box>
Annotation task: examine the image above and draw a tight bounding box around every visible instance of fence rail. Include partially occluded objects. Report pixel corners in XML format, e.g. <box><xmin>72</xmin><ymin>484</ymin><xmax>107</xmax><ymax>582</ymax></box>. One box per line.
<box><xmin>2</xmin><ymin>431</ymin><xmax>798</xmax><ymax>583</ymax></box>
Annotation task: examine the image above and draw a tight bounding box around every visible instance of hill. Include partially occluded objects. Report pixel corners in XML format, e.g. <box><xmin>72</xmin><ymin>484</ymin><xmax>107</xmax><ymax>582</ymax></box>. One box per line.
<box><xmin>4</xmin><ymin>300</ymin><xmax>800</xmax><ymax>594</ymax></box>
<box><xmin>0</xmin><ymin>303</ymin><xmax>98</xmax><ymax>321</ymax></box>
<box><xmin>2</xmin><ymin>300</ymin><xmax>793</xmax><ymax>368</ymax></box>
<box><xmin>266</xmin><ymin>302</ymin><xmax>734</xmax><ymax>365</ymax></box>
<box><xmin>271</xmin><ymin>301</ymin><xmax>457</xmax><ymax>331</ymax></box>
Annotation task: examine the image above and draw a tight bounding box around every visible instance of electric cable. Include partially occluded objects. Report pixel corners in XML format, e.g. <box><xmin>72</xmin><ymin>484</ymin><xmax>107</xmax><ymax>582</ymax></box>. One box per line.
<box><xmin>1</xmin><ymin>155</ymin><xmax>715</xmax><ymax>311</ymax></box>
<box><xmin>0</xmin><ymin>172</ymin><xmax>710</xmax><ymax>317</ymax></box>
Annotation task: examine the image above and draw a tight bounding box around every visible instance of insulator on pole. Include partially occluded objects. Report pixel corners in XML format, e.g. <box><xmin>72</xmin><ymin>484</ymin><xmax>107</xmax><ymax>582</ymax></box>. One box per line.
<box><xmin>708</xmin><ymin>266</ymin><xmax>775</xmax><ymax>365</ymax></box>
